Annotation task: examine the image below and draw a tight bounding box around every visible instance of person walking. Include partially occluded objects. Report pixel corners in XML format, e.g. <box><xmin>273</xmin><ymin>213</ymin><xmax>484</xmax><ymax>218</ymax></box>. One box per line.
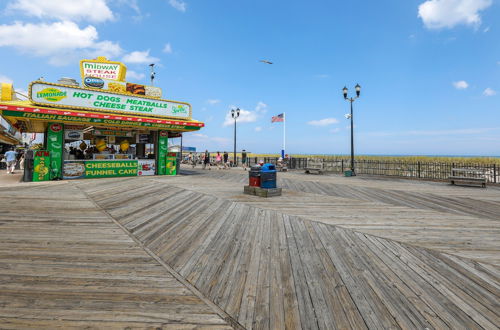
<box><xmin>241</xmin><ymin>149</ymin><xmax>248</xmax><ymax>171</ymax></box>
<box><xmin>215</xmin><ymin>152</ymin><xmax>222</xmax><ymax>170</ymax></box>
<box><xmin>4</xmin><ymin>147</ymin><xmax>17</xmax><ymax>174</ymax></box>
<box><xmin>223</xmin><ymin>151</ymin><xmax>229</xmax><ymax>169</ymax></box>
<box><xmin>203</xmin><ymin>150</ymin><xmax>211</xmax><ymax>170</ymax></box>
<box><xmin>19</xmin><ymin>152</ymin><xmax>25</xmax><ymax>171</ymax></box>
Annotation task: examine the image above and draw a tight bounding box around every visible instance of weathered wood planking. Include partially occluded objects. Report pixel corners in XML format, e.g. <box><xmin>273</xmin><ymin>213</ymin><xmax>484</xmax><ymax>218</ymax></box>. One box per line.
<box><xmin>158</xmin><ymin>172</ymin><xmax>500</xmax><ymax>266</ymax></box>
<box><xmin>0</xmin><ymin>183</ymin><xmax>231</xmax><ymax>329</ymax></box>
<box><xmin>78</xmin><ymin>176</ymin><xmax>500</xmax><ymax>330</ymax></box>
<box><xmin>182</xmin><ymin>167</ymin><xmax>500</xmax><ymax>220</ymax></box>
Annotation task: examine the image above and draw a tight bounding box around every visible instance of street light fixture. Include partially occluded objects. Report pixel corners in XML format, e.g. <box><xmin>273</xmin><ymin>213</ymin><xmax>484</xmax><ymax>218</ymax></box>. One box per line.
<box><xmin>343</xmin><ymin>84</ymin><xmax>361</xmax><ymax>176</ymax></box>
<box><xmin>231</xmin><ymin>108</ymin><xmax>240</xmax><ymax>167</ymax></box>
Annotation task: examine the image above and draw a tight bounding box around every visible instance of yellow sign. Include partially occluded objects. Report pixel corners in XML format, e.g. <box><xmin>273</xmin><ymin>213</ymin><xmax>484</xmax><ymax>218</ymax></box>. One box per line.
<box><xmin>1</xmin><ymin>83</ymin><xmax>14</xmax><ymax>101</ymax></box>
<box><xmin>36</xmin><ymin>87</ymin><xmax>67</xmax><ymax>102</ymax></box>
<box><xmin>80</xmin><ymin>56</ymin><xmax>127</xmax><ymax>82</ymax></box>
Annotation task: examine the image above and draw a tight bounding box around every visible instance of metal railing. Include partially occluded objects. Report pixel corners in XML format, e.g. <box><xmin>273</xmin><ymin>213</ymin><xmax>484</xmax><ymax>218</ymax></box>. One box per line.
<box><xmin>246</xmin><ymin>157</ymin><xmax>499</xmax><ymax>183</ymax></box>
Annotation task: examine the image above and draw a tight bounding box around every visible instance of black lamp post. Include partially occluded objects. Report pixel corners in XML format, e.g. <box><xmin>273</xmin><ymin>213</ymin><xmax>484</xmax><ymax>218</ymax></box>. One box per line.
<box><xmin>231</xmin><ymin>108</ymin><xmax>240</xmax><ymax>167</ymax></box>
<box><xmin>343</xmin><ymin>84</ymin><xmax>361</xmax><ymax>176</ymax></box>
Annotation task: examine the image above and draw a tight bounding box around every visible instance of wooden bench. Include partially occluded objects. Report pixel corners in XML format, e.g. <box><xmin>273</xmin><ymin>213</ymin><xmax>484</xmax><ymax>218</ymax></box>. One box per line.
<box><xmin>449</xmin><ymin>168</ymin><xmax>486</xmax><ymax>188</ymax></box>
<box><xmin>305</xmin><ymin>158</ymin><xmax>323</xmax><ymax>175</ymax></box>
<box><xmin>305</xmin><ymin>167</ymin><xmax>323</xmax><ymax>175</ymax></box>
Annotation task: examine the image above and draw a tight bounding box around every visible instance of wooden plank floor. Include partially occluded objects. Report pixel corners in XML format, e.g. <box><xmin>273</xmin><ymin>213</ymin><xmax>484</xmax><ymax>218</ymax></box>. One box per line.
<box><xmin>77</xmin><ymin>175</ymin><xmax>500</xmax><ymax>330</ymax></box>
<box><xmin>185</xmin><ymin>168</ymin><xmax>500</xmax><ymax>220</ymax></box>
<box><xmin>161</xmin><ymin>170</ymin><xmax>500</xmax><ymax>266</ymax></box>
<box><xmin>0</xmin><ymin>182</ymin><xmax>231</xmax><ymax>329</ymax></box>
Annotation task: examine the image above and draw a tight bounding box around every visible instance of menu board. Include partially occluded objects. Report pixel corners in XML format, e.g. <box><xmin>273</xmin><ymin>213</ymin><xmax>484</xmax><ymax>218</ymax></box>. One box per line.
<box><xmin>138</xmin><ymin>159</ymin><xmax>155</xmax><ymax>176</ymax></box>
<box><xmin>63</xmin><ymin>160</ymin><xmax>138</xmax><ymax>179</ymax></box>
<box><xmin>30</xmin><ymin>82</ymin><xmax>192</xmax><ymax>119</ymax></box>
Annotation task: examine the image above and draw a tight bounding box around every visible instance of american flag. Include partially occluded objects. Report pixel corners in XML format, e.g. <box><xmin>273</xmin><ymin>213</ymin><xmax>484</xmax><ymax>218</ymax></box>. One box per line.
<box><xmin>271</xmin><ymin>113</ymin><xmax>284</xmax><ymax>123</ymax></box>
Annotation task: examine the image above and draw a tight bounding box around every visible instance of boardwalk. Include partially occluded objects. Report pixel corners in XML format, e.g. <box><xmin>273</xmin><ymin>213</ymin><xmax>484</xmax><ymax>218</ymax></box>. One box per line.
<box><xmin>0</xmin><ymin>167</ymin><xmax>499</xmax><ymax>329</ymax></box>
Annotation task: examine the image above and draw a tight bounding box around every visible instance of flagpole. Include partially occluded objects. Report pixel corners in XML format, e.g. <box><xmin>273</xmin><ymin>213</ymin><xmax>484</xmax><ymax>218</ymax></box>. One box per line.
<box><xmin>282</xmin><ymin>112</ymin><xmax>286</xmax><ymax>158</ymax></box>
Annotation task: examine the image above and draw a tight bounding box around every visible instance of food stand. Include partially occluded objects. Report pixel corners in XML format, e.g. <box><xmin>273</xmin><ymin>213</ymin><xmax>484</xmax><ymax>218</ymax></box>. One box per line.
<box><xmin>0</xmin><ymin>56</ymin><xmax>204</xmax><ymax>181</ymax></box>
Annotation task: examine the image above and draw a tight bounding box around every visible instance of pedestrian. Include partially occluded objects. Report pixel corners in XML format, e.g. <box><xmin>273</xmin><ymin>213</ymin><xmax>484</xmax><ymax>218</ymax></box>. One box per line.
<box><xmin>203</xmin><ymin>150</ymin><xmax>211</xmax><ymax>170</ymax></box>
<box><xmin>19</xmin><ymin>152</ymin><xmax>25</xmax><ymax>171</ymax></box>
<box><xmin>191</xmin><ymin>153</ymin><xmax>197</xmax><ymax>168</ymax></box>
<box><xmin>4</xmin><ymin>147</ymin><xmax>17</xmax><ymax>174</ymax></box>
<box><xmin>241</xmin><ymin>149</ymin><xmax>248</xmax><ymax>171</ymax></box>
<box><xmin>223</xmin><ymin>151</ymin><xmax>229</xmax><ymax>169</ymax></box>
<box><xmin>215</xmin><ymin>151</ymin><xmax>222</xmax><ymax>169</ymax></box>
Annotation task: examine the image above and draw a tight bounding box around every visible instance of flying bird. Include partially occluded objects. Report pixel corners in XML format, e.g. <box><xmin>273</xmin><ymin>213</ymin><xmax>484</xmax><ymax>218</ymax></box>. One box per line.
<box><xmin>259</xmin><ymin>60</ymin><xmax>273</xmax><ymax>64</ymax></box>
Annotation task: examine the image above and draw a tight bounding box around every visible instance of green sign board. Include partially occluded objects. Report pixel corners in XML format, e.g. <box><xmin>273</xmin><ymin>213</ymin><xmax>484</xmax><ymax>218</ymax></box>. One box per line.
<box><xmin>46</xmin><ymin>122</ymin><xmax>63</xmax><ymax>179</ymax></box>
<box><xmin>157</xmin><ymin>131</ymin><xmax>169</xmax><ymax>175</ymax></box>
<box><xmin>33</xmin><ymin>150</ymin><xmax>51</xmax><ymax>182</ymax></box>
<box><xmin>166</xmin><ymin>152</ymin><xmax>177</xmax><ymax>176</ymax></box>
<box><xmin>31</xmin><ymin>82</ymin><xmax>192</xmax><ymax>119</ymax></box>
<box><xmin>84</xmin><ymin>160</ymin><xmax>138</xmax><ymax>178</ymax></box>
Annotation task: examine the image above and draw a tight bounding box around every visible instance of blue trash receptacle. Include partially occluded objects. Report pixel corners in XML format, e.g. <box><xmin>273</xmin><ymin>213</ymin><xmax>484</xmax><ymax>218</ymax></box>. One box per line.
<box><xmin>260</xmin><ymin>163</ymin><xmax>277</xmax><ymax>188</ymax></box>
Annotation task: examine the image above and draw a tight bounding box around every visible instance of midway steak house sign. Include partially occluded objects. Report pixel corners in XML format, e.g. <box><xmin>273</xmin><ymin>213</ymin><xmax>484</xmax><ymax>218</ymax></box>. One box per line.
<box><xmin>30</xmin><ymin>82</ymin><xmax>192</xmax><ymax>120</ymax></box>
<box><xmin>82</xmin><ymin>61</ymin><xmax>121</xmax><ymax>80</ymax></box>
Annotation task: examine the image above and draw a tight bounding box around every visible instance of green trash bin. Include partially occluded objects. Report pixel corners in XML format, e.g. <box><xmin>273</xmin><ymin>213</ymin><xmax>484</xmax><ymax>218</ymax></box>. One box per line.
<box><xmin>344</xmin><ymin>170</ymin><xmax>353</xmax><ymax>177</ymax></box>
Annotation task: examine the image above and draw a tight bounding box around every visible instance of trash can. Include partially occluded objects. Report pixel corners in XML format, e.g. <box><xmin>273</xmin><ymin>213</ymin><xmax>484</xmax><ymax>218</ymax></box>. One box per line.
<box><xmin>249</xmin><ymin>165</ymin><xmax>261</xmax><ymax>187</ymax></box>
<box><xmin>260</xmin><ymin>163</ymin><xmax>277</xmax><ymax>189</ymax></box>
<box><xmin>344</xmin><ymin>170</ymin><xmax>353</xmax><ymax>177</ymax></box>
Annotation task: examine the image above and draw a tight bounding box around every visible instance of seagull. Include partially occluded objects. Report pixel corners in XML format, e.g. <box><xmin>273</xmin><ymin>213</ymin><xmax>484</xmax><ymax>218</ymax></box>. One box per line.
<box><xmin>259</xmin><ymin>60</ymin><xmax>273</xmax><ymax>64</ymax></box>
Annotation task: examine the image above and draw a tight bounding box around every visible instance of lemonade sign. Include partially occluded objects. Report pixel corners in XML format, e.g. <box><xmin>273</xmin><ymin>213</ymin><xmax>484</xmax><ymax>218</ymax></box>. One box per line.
<box><xmin>36</xmin><ymin>88</ymin><xmax>67</xmax><ymax>102</ymax></box>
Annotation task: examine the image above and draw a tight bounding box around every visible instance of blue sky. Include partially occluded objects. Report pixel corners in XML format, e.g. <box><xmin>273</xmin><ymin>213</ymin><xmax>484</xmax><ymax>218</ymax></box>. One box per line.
<box><xmin>0</xmin><ymin>0</ymin><xmax>499</xmax><ymax>156</ymax></box>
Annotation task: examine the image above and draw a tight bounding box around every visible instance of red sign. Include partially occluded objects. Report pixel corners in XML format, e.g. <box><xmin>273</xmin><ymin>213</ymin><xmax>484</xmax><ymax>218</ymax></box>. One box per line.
<box><xmin>159</xmin><ymin>131</ymin><xmax>168</xmax><ymax>137</ymax></box>
<box><xmin>50</xmin><ymin>123</ymin><xmax>62</xmax><ymax>132</ymax></box>
<box><xmin>35</xmin><ymin>150</ymin><xmax>50</xmax><ymax>157</ymax></box>
<box><xmin>0</xmin><ymin>104</ymin><xmax>205</xmax><ymax>127</ymax></box>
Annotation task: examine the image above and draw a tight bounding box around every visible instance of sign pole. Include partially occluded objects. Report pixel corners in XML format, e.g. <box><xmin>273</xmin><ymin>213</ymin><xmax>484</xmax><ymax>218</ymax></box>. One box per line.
<box><xmin>282</xmin><ymin>112</ymin><xmax>286</xmax><ymax>158</ymax></box>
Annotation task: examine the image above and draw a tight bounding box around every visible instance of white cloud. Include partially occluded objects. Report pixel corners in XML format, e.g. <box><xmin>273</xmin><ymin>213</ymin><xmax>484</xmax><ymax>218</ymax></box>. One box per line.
<box><xmin>6</xmin><ymin>0</ymin><xmax>114</xmax><ymax>22</ymax></box>
<box><xmin>169</xmin><ymin>0</ymin><xmax>186</xmax><ymax>12</ymax></box>
<box><xmin>314</xmin><ymin>74</ymin><xmax>330</xmax><ymax>78</ymax></box>
<box><xmin>192</xmin><ymin>133</ymin><xmax>207</xmax><ymax>138</ymax></box>
<box><xmin>330</xmin><ymin>128</ymin><xmax>340</xmax><ymax>133</ymax></box>
<box><xmin>418</xmin><ymin>0</ymin><xmax>493</xmax><ymax>29</ymax></box>
<box><xmin>222</xmin><ymin>102</ymin><xmax>268</xmax><ymax>126</ymax></box>
<box><xmin>255</xmin><ymin>126</ymin><xmax>263</xmax><ymax>132</ymax></box>
<box><xmin>211</xmin><ymin>137</ymin><xmax>231</xmax><ymax>144</ymax></box>
<box><xmin>183</xmin><ymin>133</ymin><xmax>231</xmax><ymax>149</ymax></box>
<box><xmin>223</xmin><ymin>108</ymin><xmax>258</xmax><ymax>126</ymax></box>
<box><xmin>126</xmin><ymin>70</ymin><xmax>145</xmax><ymax>81</ymax></box>
<box><xmin>0</xmin><ymin>74</ymin><xmax>13</xmax><ymax>84</ymax></box>
<box><xmin>163</xmin><ymin>43</ymin><xmax>173</xmax><ymax>54</ymax></box>
<box><xmin>255</xmin><ymin>101</ymin><xmax>268</xmax><ymax>113</ymax></box>
<box><xmin>452</xmin><ymin>80</ymin><xmax>468</xmax><ymax>89</ymax></box>
<box><xmin>307</xmin><ymin>118</ymin><xmax>339</xmax><ymax>126</ymax></box>
<box><xmin>122</xmin><ymin>50</ymin><xmax>159</xmax><ymax>64</ymax></box>
<box><xmin>0</xmin><ymin>21</ymin><xmax>123</xmax><ymax>65</ymax></box>
<box><xmin>483</xmin><ymin>88</ymin><xmax>496</xmax><ymax>96</ymax></box>
<box><xmin>483</xmin><ymin>27</ymin><xmax>490</xmax><ymax>33</ymax></box>
<box><xmin>207</xmin><ymin>99</ymin><xmax>220</xmax><ymax>105</ymax></box>
<box><xmin>0</xmin><ymin>21</ymin><xmax>97</xmax><ymax>56</ymax></box>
